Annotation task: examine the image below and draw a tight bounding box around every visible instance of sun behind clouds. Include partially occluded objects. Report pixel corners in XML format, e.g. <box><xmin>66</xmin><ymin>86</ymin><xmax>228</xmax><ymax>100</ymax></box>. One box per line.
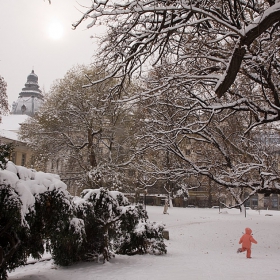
<box><xmin>47</xmin><ymin>19</ymin><xmax>64</xmax><ymax>40</ymax></box>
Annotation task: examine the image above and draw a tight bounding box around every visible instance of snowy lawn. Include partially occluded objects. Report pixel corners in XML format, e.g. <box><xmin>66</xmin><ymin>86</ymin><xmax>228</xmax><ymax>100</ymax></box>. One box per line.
<box><xmin>8</xmin><ymin>206</ymin><xmax>280</xmax><ymax>280</ymax></box>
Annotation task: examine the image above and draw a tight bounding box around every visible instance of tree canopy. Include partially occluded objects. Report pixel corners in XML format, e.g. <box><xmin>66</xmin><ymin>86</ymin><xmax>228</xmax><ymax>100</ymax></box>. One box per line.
<box><xmin>69</xmin><ymin>1</ymin><xmax>280</xmax><ymax>202</ymax></box>
<box><xmin>133</xmin><ymin>65</ymin><xmax>280</xmax><ymax>206</ymax></box>
<box><xmin>19</xmin><ymin>65</ymin><xmax>141</xmax><ymax>193</ymax></box>
<box><xmin>73</xmin><ymin>0</ymin><xmax>280</xmax><ymax>127</ymax></box>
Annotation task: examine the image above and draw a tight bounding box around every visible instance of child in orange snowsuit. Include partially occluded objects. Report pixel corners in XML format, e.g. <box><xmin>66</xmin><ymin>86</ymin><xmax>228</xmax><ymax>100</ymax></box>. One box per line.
<box><xmin>237</xmin><ymin>227</ymin><xmax>257</xmax><ymax>258</ymax></box>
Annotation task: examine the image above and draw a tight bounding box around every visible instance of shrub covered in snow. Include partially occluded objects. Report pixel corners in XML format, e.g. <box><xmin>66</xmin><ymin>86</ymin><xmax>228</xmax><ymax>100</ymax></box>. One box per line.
<box><xmin>75</xmin><ymin>188</ymin><xmax>166</xmax><ymax>261</ymax></box>
<box><xmin>0</xmin><ymin>162</ymin><xmax>166</xmax><ymax>279</ymax></box>
<box><xmin>0</xmin><ymin>182</ymin><xmax>31</xmax><ymax>279</ymax></box>
<box><xmin>0</xmin><ymin>162</ymin><xmax>85</xmax><ymax>278</ymax></box>
<box><xmin>115</xmin><ymin>205</ymin><xmax>166</xmax><ymax>255</ymax></box>
<box><xmin>31</xmin><ymin>186</ymin><xmax>85</xmax><ymax>266</ymax></box>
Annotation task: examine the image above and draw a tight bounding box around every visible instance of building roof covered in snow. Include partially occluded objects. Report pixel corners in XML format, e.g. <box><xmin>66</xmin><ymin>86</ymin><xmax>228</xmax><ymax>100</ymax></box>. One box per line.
<box><xmin>0</xmin><ymin>114</ymin><xmax>30</xmax><ymax>133</ymax></box>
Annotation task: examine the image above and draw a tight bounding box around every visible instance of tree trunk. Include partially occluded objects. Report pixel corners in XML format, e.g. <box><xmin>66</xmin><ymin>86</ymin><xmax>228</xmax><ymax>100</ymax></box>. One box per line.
<box><xmin>88</xmin><ymin>129</ymin><xmax>97</xmax><ymax>168</ymax></box>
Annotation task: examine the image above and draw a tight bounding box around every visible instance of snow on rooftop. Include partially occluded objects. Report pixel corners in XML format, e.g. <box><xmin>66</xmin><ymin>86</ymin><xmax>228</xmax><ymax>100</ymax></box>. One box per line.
<box><xmin>0</xmin><ymin>128</ymin><xmax>20</xmax><ymax>141</ymax></box>
<box><xmin>0</xmin><ymin>114</ymin><xmax>30</xmax><ymax>131</ymax></box>
<box><xmin>0</xmin><ymin>114</ymin><xmax>30</xmax><ymax>141</ymax></box>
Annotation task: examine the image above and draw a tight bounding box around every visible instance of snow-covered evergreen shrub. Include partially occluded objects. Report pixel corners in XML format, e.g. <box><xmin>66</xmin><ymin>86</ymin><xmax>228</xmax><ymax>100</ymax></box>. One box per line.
<box><xmin>114</xmin><ymin>204</ymin><xmax>166</xmax><ymax>255</ymax></box>
<box><xmin>113</xmin><ymin>204</ymin><xmax>148</xmax><ymax>255</ymax></box>
<box><xmin>33</xmin><ymin>187</ymin><xmax>85</xmax><ymax>266</ymax></box>
<box><xmin>0</xmin><ymin>162</ymin><xmax>85</xmax><ymax>276</ymax></box>
<box><xmin>0</xmin><ymin>177</ymin><xmax>35</xmax><ymax>280</ymax></box>
<box><xmin>75</xmin><ymin>188</ymin><xmax>166</xmax><ymax>261</ymax></box>
<box><xmin>144</xmin><ymin>221</ymin><xmax>167</xmax><ymax>255</ymax></box>
<box><xmin>75</xmin><ymin>188</ymin><xmax>126</xmax><ymax>261</ymax></box>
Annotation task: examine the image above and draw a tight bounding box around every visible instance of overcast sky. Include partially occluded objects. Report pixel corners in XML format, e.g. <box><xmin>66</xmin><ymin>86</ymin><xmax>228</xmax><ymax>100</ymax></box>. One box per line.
<box><xmin>0</xmin><ymin>0</ymin><xmax>104</xmax><ymax>107</ymax></box>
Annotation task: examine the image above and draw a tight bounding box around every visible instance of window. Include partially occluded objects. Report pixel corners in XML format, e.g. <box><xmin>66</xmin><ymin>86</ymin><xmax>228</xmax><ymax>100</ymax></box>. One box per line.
<box><xmin>271</xmin><ymin>195</ymin><xmax>278</xmax><ymax>209</ymax></box>
<box><xmin>251</xmin><ymin>197</ymin><xmax>258</xmax><ymax>208</ymax></box>
<box><xmin>21</xmin><ymin>153</ymin><xmax>26</xmax><ymax>166</ymax></box>
<box><xmin>21</xmin><ymin>104</ymin><xmax>27</xmax><ymax>113</ymax></box>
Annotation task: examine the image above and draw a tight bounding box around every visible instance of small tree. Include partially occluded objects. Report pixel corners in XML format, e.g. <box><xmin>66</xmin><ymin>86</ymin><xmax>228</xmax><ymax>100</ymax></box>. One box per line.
<box><xmin>0</xmin><ymin>163</ymin><xmax>85</xmax><ymax>277</ymax></box>
<box><xmin>0</xmin><ymin>167</ymin><xmax>35</xmax><ymax>280</ymax></box>
<box><xmin>115</xmin><ymin>204</ymin><xmax>166</xmax><ymax>255</ymax></box>
<box><xmin>75</xmin><ymin>188</ymin><xmax>166</xmax><ymax>262</ymax></box>
<box><xmin>0</xmin><ymin>75</ymin><xmax>8</xmax><ymax>123</ymax></box>
<box><xmin>31</xmin><ymin>186</ymin><xmax>85</xmax><ymax>266</ymax></box>
<box><xmin>0</xmin><ymin>183</ymin><xmax>30</xmax><ymax>280</ymax></box>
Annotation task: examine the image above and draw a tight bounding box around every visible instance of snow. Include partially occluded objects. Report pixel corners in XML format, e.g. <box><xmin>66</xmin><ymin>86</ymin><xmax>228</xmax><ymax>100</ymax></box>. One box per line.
<box><xmin>0</xmin><ymin>168</ymin><xmax>35</xmax><ymax>222</ymax></box>
<box><xmin>0</xmin><ymin>114</ymin><xmax>30</xmax><ymax>132</ymax></box>
<box><xmin>0</xmin><ymin>114</ymin><xmax>30</xmax><ymax>141</ymax></box>
<box><xmin>69</xmin><ymin>218</ymin><xmax>85</xmax><ymax>239</ymax></box>
<box><xmin>1</xmin><ymin>162</ymin><xmax>68</xmax><ymax>222</ymax></box>
<box><xmin>34</xmin><ymin>171</ymin><xmax>67</xmax><ymax>191</ymax></box>
<box><xmin>72</xmin><ymin>196</ymin><xmax>86</xmax><ymax>206</ymax></box>
<box><xmin>244</xmin><ymin>3</ymin><xmax>280</xmax><ymax>34</ymax></box>
<box><xmin>0</xmin><ymin>128</ymin><xmax>19</xmax><ymax>141</ymax></box>
<box><xmin>6</xmin><ymin>161</ymin><xmax>18</xmax><ymax>174</ymax></box>
<box><xmin>14</xmin><ymin>180</ymin><xmax>36</xmax><ymax>218</ymax></box>
<box><xmin>0</xmin><ymin>169</ymin><xmax>19</xmax><ymax>188</ymax></box>
<box><xmin>8</xmin><ymin>206</ymin><xmax>280</xmax><ymax>280</ymax></box>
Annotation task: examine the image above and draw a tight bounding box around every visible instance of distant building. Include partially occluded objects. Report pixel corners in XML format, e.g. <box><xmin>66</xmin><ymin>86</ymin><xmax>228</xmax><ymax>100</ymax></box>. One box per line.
<box><xmin>0</xmin><ymin>69</ymin><xmax>44</xmax><ymax>167</ymax></box>
<box><xmin>0</xmin><ymin>115</ymin><xmax>31</xmax><ymax>167</ymax></box>
<box><xmin>11</xmin><ymin>70</ymin><xmax>44</xmax><ymax>116</ymax></box>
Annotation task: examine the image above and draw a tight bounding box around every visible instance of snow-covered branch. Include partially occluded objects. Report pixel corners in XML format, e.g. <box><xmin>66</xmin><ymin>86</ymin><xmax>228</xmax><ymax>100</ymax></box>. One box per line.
<box><xmin>73</xmin><ymin>0</ymin><xmax>280</xmax><ymax>99</ymax></box>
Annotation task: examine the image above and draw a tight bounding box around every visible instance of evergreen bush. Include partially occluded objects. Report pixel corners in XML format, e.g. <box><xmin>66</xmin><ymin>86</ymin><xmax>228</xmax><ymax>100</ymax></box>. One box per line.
<box><xmin>0</xmin><ymin>164</ymin><xmax>166</xmax><ymax>279</ymax></box>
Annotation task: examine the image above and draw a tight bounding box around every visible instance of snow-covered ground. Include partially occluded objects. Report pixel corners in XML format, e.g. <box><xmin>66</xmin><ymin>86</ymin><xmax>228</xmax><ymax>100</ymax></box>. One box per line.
<box><xmin>8</xmin><ymin>206</ymin><xmax>280</xmax><ymax>280</ymax></box>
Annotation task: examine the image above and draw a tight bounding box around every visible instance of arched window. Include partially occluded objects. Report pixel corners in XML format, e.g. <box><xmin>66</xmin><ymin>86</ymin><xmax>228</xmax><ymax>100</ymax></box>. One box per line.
<box><xmin>21</xmin><ymin>104</ymin><xmax>27</xmax><ymax>113</ymax></box>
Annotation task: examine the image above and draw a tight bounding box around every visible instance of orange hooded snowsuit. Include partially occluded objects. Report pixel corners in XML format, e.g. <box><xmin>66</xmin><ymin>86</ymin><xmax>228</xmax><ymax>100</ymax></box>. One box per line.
<box><xmin>239</xmin><ymin>227</ymin><xmax>257</xmax><ymax>258</ymax></box>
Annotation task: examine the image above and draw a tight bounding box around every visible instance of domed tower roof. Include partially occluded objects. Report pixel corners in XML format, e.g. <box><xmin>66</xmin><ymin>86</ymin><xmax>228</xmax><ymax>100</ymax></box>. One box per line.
<box><xmin>26</xmin><ymin>69</ymin><xmax>38</xmax><ymax>83</ymax></box>
<box><xmin>20</xmin><ymin>69</ymin><xmax>42</xmax><ymax>98</ymax></box>
<box><xmin>10</xmin><ymin>69</ymin><xmax>44</xmax><ymax>116</ymax></box>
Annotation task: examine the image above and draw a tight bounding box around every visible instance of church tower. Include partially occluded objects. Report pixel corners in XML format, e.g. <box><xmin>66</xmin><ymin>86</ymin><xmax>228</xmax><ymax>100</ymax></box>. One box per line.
<box><xmin>11</xmin><ymin>70</ymin><xmax>44</xmax><ymax>116</ymax></box>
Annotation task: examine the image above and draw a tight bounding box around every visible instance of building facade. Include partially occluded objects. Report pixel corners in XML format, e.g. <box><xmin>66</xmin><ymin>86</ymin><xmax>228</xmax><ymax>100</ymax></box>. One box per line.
<box><xmin>0</xmin><ymin>124</ymin><xmax>32</xmax><ymax>167</ymax></box>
